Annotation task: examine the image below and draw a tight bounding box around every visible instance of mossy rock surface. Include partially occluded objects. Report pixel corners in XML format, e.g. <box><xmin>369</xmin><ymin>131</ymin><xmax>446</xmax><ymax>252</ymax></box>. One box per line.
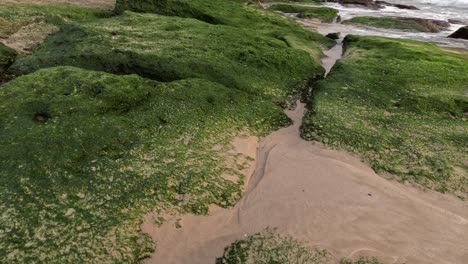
<box><xmin>268</xmin><ymin>4</ymin><xmax>338</xmax><ymax>23</ymax></box>
<box><xmin>343</xmin><ymin>16</ymin><xmax>450</xmax><ymax>32</ymax></box>
<box><xmin>0</xmin><ymin>2</ymin><xmax>111</xmax><ymax>39</ymax></box>
<box><xmin>0</xmin><ymin>42</ymin><xmax>16</xmax><ymax>74</ymax></box>
<box><xmin>302</xmin><ymin>35</ymin><xmax>468</xmax><ymax>197</ymax></box>
<box><xmin>11</xmin><ymin>11</ymin><xmax>323</xmax><ymax>105</ymax></box>
<box><xmin>114</xmin><ymin>0</ymin><xmax>334</xmax><ymax>56</ymax></box>
<box><xmin>216</xmin><ymin>228</ymin><xmax>329</xmax><ymax>264</ymax></box>
<box><xmin>0</xmin><ymin>66</ymin><xmax>289</xmax><ymax>262</ymax></box>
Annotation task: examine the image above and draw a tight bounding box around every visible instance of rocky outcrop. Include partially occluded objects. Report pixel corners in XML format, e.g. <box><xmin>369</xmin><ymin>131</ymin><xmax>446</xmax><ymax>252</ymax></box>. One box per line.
<box><xmin>329</xmin><ymin>0</ymin><xmax>419</xmax><ymax>10</ymax></box>
<box><xmin>344</xmin><ymin>16</ymin><xmax>450</xmax><ymax>33</ymax></box>
<box><xmin>328</xmin><ymin>0</ymin><xmax>379</xmax><ymax>8</ymax></box>
<box><xmin>405</xmin><ymin>18</ymin><xmax>450</xmax><ymax>33</ymax></box>
<box><xmin>376</xmin><ymin>1</ymin><xmax>419</xmax><ymax>10</ymax></box>
<box><xmin>448</xmin><ymin>26</ymin><xmax>468</xmax><ymax>39</ymax></box>
<box><xmin>326</xmin><ymin>32</ymin><xmax>341</xmax><ymax>40</ymax></box>
<box><xmin>448</xmin><ymin>19</ymin><xmax>468</xmax><ymax>25</ymax></box>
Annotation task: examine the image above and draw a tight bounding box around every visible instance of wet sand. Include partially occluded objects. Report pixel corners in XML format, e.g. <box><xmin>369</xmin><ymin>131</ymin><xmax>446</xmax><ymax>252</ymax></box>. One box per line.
<box><xmin>140</xmin><ymin>45</ymin><xmax>468</xmax><ymax>264</ymax></box>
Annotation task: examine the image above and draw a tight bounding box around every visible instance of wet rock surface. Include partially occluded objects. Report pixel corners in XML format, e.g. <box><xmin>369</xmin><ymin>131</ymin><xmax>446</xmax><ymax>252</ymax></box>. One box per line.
<box><xmin>449</xmin><ymin>26</ymin><xmax>468</xmax><ymax>39</ymax></box>
<box><xmin>328</xmin><ymin>0</ymin><xmax>418</xmax><ymax>10</ymax></box>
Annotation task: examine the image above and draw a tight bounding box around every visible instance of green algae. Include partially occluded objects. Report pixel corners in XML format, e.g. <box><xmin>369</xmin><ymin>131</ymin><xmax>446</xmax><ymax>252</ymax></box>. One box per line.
<box><xmin>0</xmin><ymin>0</ymin><xmax>332</xmax><ymax>261</ymax></box>
<box><xmin>0</xmin><ymin>66</ymin><xmax>289</xmax><ymax>262</ymax></box>
<box><xmin>302</xmin><ymin>35</ymin><xmax>468</xmax><ymax>197</ymax></box>
<box><xmin>114</xmin><ymin>0</ymin><xmax>334</xmax><ymax>58</ymax></box>
<box><xmin>0</xmin><ymin>42</ymin><xmax>16</xmax><ymax>77</ymax></box>
<box><xmin>10</xmin><ymin>11</ymin><xmax>323</xmax><ymax>105</ymax></box>
<box><xmin>268</xmin><ymin>4</ymin><xmax>338</xmax><ymax>22</ymax></box>
<box><xmin>216</xmin><ymin>229</ymin><xmax>329</xmax><ymax>264</ymax></box>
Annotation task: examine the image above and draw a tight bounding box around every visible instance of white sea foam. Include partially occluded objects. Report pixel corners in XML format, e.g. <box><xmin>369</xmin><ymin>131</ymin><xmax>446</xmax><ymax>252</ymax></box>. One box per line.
<box><xmin>416</xmin><ymin>0</ymin><xmax>468</xmax><ymax>8</ymax></box>
<box><xmin>306</xmin><ymin>0</ymin><xmax>468</xmax><ymax>48</ymax></box>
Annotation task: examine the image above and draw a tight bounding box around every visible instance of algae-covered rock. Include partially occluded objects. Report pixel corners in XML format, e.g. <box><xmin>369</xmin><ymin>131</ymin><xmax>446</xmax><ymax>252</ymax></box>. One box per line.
<box><xmin>0</xmin><ymin>66</ymin><xmax>289</xmax><ymax>263</ymax></box>
<box><xmin>216</xmin><ymin>228</ymin><xmax>329</xmax><ymax>264</ymax></box>
<box><xmin>343</xmin><ymin>16</ymin><xmax>450</xmax><ymax>32</ymax></box>
<box><xmin>0</xmin><ymin>42</ymin><xmax>16</xmax><ymax>82</ymax></box>
<box><xmin>0</xmin><ymin>42</ymin><xmax>16</xmax><ymax>73</ymax></box>
<box><xmin>11</xmin><ymin>11</ymin><xmax>323</xmax><ymax>104</ymax></box>
<box><xmin>268</xmin><ymin>4</ymin><xmax>338</xmax><ymax>23</ymax></box>
<box><xmin>302</xmin><ymin>35</ymin><xmax>468</xmax><ymax>197</ymax></box>
<box><xmin>114</xmin><ymin>0</ymin><xmax>334</xmax><ymax>55</ymax></box>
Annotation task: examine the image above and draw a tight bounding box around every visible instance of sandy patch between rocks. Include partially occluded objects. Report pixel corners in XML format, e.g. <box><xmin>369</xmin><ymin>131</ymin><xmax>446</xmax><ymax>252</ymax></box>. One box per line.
<box><xmin>3</xmin><ymin>21</ymin><xmax>58</xmax><ymax>53</ymax></box>
<box><xmin>141</xmin><ymin>101</ymin><xmax>468</xmax><ymax>264</ymax></box>
<box><xmin>0</xmin><ymin>0</ymin><xmax>116</xmax><ymax>53</ymax></box>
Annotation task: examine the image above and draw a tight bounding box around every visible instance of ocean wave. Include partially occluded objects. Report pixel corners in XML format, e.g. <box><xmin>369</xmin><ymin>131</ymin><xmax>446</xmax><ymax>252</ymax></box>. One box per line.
<box><xmin>416</xmin><ymin>0</ymin><xmax>468</xmax><ymax>7</ymax></box>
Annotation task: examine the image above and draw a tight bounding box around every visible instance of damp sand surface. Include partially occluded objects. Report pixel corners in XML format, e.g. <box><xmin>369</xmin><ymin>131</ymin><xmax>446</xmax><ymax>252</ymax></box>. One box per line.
<box><xmin>140</xmin><ymin>45</ymin><xmax>468</xmax><ymax>264</ymax></box>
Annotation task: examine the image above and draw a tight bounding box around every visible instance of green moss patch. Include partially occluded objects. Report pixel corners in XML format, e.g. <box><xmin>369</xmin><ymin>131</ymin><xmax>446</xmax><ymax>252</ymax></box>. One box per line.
<box><xmin>0</xmin><ymin>42</ymin><xmax>16</xmax><ymax>75</ymax></box>
<box><xmin>343</xmin><ymin>16</ymin><xmax>450</xmax><ymax>33</ymax></box>
<box><xmin>11</xmin><ymin>11</ymin><xmax>323</xmax><ymax>105</ymax></box>
<box><xmin>302</xmin><ymin>35</ymin><xmax>468</xmax><ymax>197</ymax></box>
<box><xmin>216</xmin><ymin>229</ymin><xmax>329</xmax><ymax>264</ymax></box>
<box><xmin>114</xmin><ymin>0</ymin><xmax>333</xmax><ymax>57</ymax></box>
<box><xmin>269</xmin><ymin>4</ymin><xmax>338</xmax><ymax>23</ymax></box>
<box><xmin>0</xmin><ymin>66</ymin><xmax>289</xmax><ymax>262</ymax></box>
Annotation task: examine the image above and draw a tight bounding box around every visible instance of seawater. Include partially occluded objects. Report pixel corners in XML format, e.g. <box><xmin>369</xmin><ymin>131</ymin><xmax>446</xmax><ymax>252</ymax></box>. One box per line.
<box><xmin>302</xmin><ymin>0</ymin><xmax>468</xmax><ymax>48</ymax></box>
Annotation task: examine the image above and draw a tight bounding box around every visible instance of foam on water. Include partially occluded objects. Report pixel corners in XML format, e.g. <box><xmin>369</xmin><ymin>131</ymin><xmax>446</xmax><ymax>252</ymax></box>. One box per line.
<box><xmin>387</xmin><ymin>0</ymin><xmax>468</xmax><ymax>21</ymax></box>
<box><xmin>297</xmin><ymin>0</ymin><xmax>468</xmax><ymax>48</ymax></box>
<box><xmin>415</xmin><ymin>0</ymin><xmax>468</xmax><ymax>8</ymax></box>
